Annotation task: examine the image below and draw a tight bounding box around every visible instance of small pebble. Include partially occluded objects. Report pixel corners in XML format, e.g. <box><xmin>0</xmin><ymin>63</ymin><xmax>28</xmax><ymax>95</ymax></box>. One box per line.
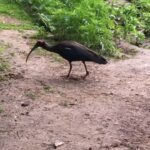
<box><xmin>21</xmin><ymin>102</ymin><xmax>30</xmax><ymax>107</ymax></box>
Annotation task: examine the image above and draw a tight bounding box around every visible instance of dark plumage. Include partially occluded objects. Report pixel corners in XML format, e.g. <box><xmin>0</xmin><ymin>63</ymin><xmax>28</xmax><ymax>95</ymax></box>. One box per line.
<box><xmin>26</xmin><ymin>40</ymin><xmax>107</xmax><ymax>78</ymax></box>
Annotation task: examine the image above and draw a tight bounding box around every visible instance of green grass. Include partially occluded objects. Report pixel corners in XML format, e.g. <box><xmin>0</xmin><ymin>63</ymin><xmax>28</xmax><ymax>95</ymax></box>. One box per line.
<box><xmin>31</xmin><ymin>46</ymin><xmax>63</xmax><ymax>62</ymax></box>
<box><xmin>0</xmin><ymin>42</ymin><xmax>10</xmax><ymax>81</ymax></box>
<box><xmin>25</xmin><ymin>91</ymin><xmax>38</xmax><ymax>100</ymax></box>
<box><xmin>0</xmin><ymin>22</ymin><xmax>38</xmax><ymax>30</ymax></box>
<box><xmin>43</xmin><ymin>85</ymin><xmax>53</xmax><ymax>93</ymax></box>
<box><xmin>0</xmin><ymin>58</ymin><xmax>9</xmax><ymax>72</ymax></box>
<box><xmin>0</xmin><ymin>42</ymin><xmax>7</xmax><ymax>53</ymax></box>
<box><xmin>0</xmin><ymin>42</ymin><xmax>10</xmax><ymax>72</ymax></box>
<box><xmin>0</xmin><ymin>56</ymin><xmax>10</xmax><ymax>82</ymax></box>
<box><xmin>16</xmin><ymin>0</ymin><xmax>150</xmax><ymax>57</ymax></box>
<box><xmin>0</xmin><ymin>0</ymin><xmax>31</xmax><ymax>20</ymax></box>
<box><xmin>0</xmin><ymin>0</ymin><xmax>37</xmax><ymax>30</ymax></box>
<box><xmin>59</xmin><ymin>100</ymin><xmax>69</xmax><ymax>107</ymax></box>
<box><xmin>0</xmin><ymin>106</ymin><xmax>4</xmax><ymax>113</ymax></box>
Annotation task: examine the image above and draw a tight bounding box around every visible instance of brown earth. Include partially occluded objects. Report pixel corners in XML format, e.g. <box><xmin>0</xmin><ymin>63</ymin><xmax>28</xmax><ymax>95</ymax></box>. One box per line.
<box><xmin>0</xmin><ymin>29</ymin><xmax>150</xmax><ymax>150</ymax></box>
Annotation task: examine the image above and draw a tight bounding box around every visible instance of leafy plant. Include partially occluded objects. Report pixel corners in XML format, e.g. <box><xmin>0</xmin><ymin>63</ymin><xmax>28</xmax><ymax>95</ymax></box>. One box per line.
<box><xmin>16</xmin><ymin>0</ymin><xmax>117</xmax><ymax>56</ymax></box>
<box><xmin>110</xmin><ymin>1</ymin><xmax>147</xmax><ymax>45</ymax></box>
<box><xmin>15</xmin><ymin>0</ymin><xmax>150</xmax><ymax>57</ymax></box>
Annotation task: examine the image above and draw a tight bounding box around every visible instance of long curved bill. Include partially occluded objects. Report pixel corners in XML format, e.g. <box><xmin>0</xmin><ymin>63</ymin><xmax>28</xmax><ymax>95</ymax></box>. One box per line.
<box><xmin>26</xmin><ymin>45</ymin><xmax>37</xmax><ymax>62</ymax></box>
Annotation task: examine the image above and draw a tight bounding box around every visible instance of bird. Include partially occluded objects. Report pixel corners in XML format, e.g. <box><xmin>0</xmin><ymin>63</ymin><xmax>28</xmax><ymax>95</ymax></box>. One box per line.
<box><xmin>26</xmin><ymin>40</ymin><xmax>107</xmax><ymax>78</ymax></box>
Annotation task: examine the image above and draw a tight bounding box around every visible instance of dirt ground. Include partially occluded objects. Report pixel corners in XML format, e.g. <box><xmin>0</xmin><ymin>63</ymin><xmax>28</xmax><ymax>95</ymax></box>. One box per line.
<box><xmin>0</xmin><ymin>29</ymin><xmax>150</xmax><ymax>150</ymax></box>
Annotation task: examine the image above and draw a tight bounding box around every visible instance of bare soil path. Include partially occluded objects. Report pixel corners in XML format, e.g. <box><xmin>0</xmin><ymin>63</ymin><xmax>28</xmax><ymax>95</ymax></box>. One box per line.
<box><xmin>0</xmin><ymin>30</ymin><xmax>150</xmax><ymax>150</ymax></box>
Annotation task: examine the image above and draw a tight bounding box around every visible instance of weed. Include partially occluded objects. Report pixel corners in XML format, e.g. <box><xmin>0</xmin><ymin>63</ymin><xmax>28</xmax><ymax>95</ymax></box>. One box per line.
<box><xmin>0</xmin><ymin>57</ymin><xmax>9</xmax><ymax>72</ymax></box>
<box><xmin>0</xmin><ymin>106</ymin><xmax>4</xmax><ymax>113</ymax></box>
<box><xmin>25</xmin><ymin>91</ymin><xmax>37</xmax><ymax>100</ymax></box>
<box><xmin>0</xmin><ymin>42</ymin><xmax>9</xmax><ymax>53</ymax></box>
<box><xmin>50</xmin><ymin>53</ymin><xmax>63</xmax><ymax>62</ymax></box>
<box><xmin>43</xmin><ymin>85</ymin><xmax>53</xmax><ymax>93</ymax></box>
<box><xmin>0</xmin><ymin>74</ymin><xmax>8</xmax><ymax>81</ymax></box>
<box><xmin>9</xmin><ymin>52</ymin><xmax>15</xmax><ymax>57</ymax></box>
<box><xmin>0</xmin><ymin>59</ymin><xmax>10</xmax><ymax>81</ymax></box>
<box><xmin>0</xmin><ymin>41</ymin><xmax>10</xmax><ymax>79</ymax></box>
<box><xmin>59</xmin><ymin>100</ymin><xmax>68</xmax><ymax>107</ymax></box>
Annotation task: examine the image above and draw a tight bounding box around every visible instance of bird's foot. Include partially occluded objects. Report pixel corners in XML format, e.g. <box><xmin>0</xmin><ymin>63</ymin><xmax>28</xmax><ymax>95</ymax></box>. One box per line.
<box><xmin>82</xmin><ymin>71</ymin><xmax>89</xmax><ymax>79</ymax></box>
<box><xmin>61</xmin><ymin>74</ymin><xmax>82</xmax><ymax>81</ymax></box>
<box><xmin>61</xmin><ymin>75</ymin><xmax>70</xmax><ymax>79</ymax></box>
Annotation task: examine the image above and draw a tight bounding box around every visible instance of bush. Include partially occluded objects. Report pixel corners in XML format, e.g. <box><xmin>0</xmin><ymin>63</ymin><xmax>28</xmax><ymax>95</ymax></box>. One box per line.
<box><xmin>111</xmin><ymin>4</ymin><xmax>145</xmax><ymax>45</ymax></box>
<box><xmin>16</xmin><ymin>0</ymin><xmax>150</xmax><ymax>57</ymax></box>
<box><xmin>16</xmin><ymin>0</ymin><xmax>117</xmax><ymax>56</ymax></box>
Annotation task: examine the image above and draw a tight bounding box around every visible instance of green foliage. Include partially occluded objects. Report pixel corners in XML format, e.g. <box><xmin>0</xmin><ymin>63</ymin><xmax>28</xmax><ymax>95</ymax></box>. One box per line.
<box><xmin>16</xmin><ymin>0</ymin><xmax>117</xmax><ymax>56</ymax></box>
<box><xmin>16</xmin><ymin>0</ymin><xmax>150</xmax><ymax>57</ymax></box>
<box><xmin>0</xmin><ymin>0</ymin><xmax>31</xmax><ymax>20</ymax></box>
<box><xmin>132</xmin><ymin>0</ymin><xmax>150</xmax><ymax>36</ymax></box>
<box><xmin>110</xmin><ymin>0</ymin><xmax>150</xmax><ymax>45</ymax></box>
<box><xmin>0</xmin><ymin>0</ymin><xmax>38</xmax><ymax>30</ymax></box>
<box><xmin>111</xmin><ymin>4</ymin><xmax>144</xmax><ymax>45</ymax></box>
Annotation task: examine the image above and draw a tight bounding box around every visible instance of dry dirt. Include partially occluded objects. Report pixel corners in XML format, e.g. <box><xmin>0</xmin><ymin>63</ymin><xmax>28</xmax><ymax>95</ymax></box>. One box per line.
<box><xmin>0</xmin><ymin>29</ymin><xmax>150</xmax><ymax>150</ymax></box>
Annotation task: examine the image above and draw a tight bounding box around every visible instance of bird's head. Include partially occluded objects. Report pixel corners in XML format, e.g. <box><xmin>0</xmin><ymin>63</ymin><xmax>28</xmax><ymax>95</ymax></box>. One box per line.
<box><xmin>101</xmin><ymin>56</ymin><xmax>108</xmax><ymax>64</ymax></box>
<box><xmin>26</xmin><ymin>40</ymin><xmax>46</xmax><ymax>62</ymax></box>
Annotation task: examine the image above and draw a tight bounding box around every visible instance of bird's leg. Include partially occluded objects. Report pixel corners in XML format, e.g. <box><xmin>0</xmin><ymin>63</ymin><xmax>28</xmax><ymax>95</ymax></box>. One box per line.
<box><xmin>82</xmin><ymin>61</ymin><xmax>89</xmax><ymax>79</ymax></box>
<box><xmin>66</xmin><ymin>61</ymin><xmax>72</xmax><ymax>78</ymax></box>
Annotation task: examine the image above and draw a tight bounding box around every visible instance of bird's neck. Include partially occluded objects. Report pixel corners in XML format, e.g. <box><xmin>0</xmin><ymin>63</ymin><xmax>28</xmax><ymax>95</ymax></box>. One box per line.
<box><xmin>42</xmin><ymin>44</ymin><xmax>56</xmax><ymax>52</ymax></box>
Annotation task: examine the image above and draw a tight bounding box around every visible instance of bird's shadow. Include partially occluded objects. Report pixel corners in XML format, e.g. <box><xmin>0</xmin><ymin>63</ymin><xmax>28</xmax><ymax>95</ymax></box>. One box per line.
<box><xmin>36</xmin><ymin>74</ymin><xmax>92</xmax><ymax>87</ymax></box>
<box><xmin>61</xmin><ymin>75</ymin><xmax>86</xmax><ymax>81</ymax></box>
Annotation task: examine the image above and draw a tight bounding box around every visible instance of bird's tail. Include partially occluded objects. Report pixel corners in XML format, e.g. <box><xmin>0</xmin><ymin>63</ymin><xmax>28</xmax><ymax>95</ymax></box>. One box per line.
<box><xmin>89</xmin><ymin>51</ymin><xmax>107</xmax><ymax>64</ymax></box>
<box><xmin>93</xmin><ymin>55</ymin><xmax>107</xmax><ymax>64</ymax></box>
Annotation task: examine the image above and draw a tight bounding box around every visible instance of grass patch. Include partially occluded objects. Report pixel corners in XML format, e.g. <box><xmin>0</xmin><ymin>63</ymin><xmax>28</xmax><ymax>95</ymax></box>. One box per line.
<box><xmin>25</xmin><ymin>91</ymin><xmax>38</xmax><ymax>100</ymax></box>
<box><xmin>59</xmin><ymin>100</ymin><xmax>69</xmax><ymax>107</ymax></box>
<box><xmin>0</xmin><ymin>42</ymin><xmax>10</xmax><ymax>72</ymax></box>
<box><xmin>0</xmin><ymin>42</ymin><xmax>10</xmax><ymax>81</ymax></box>
<box><xmin>0</xmin><ymin>58</ymin><xmax>9</xmax><ymax>72</ymax></box>
<box><xmin>9</xmin><ymin>52</ymin><xmax>15</xmax><ymax>57</ymax></box>
<box><xmin>31</xmin><ymin>47</ymin><xmax>63</xmax><ymax>62</ymax></box>
<box><xmin>0</xmin><ymin>106</ymin><xmax>4</xmax><ymax>113</ymax></box>
<box><xmin>43</xmin><ymin>85</ymin><xmax>53</xmax><ymax>93</ymax></box>
<box><xmin>50</xmin><ymin>53</ymin><xmax>63</xmax><ymax>62</ymax></box>
<box><xmin>17</xmin><ymin>0</ymin><xmax>150</xmax><ymax>57</ymax></box>
<box><xmin>0</xmin><ymin>22</ymin><xmax>38</xmax><ymax>30</ymax></box>
<box><xmin>0</xmin><ymin>57</ymin><xmax>10</xmax><ymax>81</ymax></box>
<box><xmin>0</xmin><ymin>41</ymin><xmax>9</xmax><ymax>53</ymax></box>
<box><xmin>0</xmin><ymin>0</ymin><xmax>31</xmax><ymax>21</ymax></box>
<box><xmin>0</xmin><ymin>74</ymin><xmax>8</xmax><ymax>82</ymax></box>
<box><xmin>0</xmin><ymin>0</ymin><xmax>38</xmax><ymax>30</ymax></box>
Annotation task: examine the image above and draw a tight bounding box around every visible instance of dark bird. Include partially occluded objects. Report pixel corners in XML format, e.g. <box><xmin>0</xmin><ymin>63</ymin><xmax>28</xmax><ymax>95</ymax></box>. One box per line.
<box><xmin>26</xmin><ymin>40</ymin><xmax>107</xmax><ymax>78</ymax></box>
